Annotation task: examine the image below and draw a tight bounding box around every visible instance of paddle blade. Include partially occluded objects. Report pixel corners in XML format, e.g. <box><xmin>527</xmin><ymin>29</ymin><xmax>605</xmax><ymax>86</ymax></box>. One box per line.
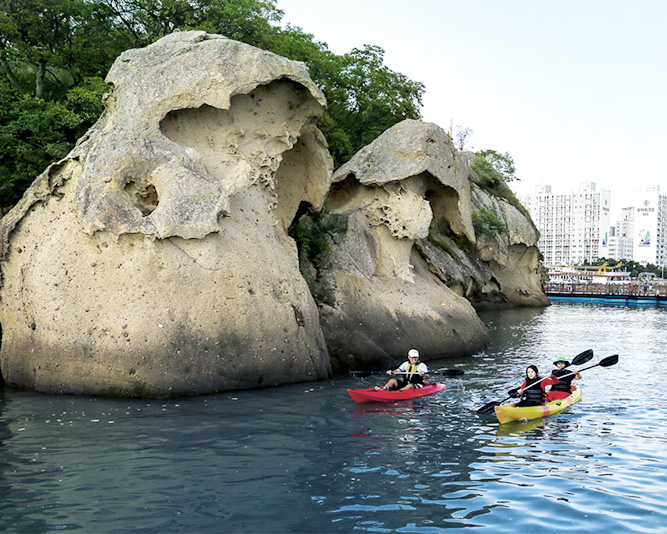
<box><xmin>440</xmin><ymin>369</ymin><xmax>465</xmax><ymax>377</ymax></box>
<box><xmin>572</xmin><ymin>349</ymin><xmax>594</xmax><ymax>366</ymax></box>
<box><xmin>599</xmin><ymin>354</ymin><xmax>619</xmax><ymax>367</ymax></box>
<box><xmin>477</xmin><ymin>400</ymin><xmax>502</xmax><ymax>414</ymax></box>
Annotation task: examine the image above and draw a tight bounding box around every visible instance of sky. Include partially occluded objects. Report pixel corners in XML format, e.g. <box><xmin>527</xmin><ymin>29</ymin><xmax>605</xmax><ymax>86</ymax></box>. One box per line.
<box><xmin>275</xmin><ymin>0</ymin><xmax>667</xmax><ymax>222</ymax></box>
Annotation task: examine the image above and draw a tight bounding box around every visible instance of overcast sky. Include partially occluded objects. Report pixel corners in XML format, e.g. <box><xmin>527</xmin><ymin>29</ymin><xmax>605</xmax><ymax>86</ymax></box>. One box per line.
<box><xmin>276</xmin><ymin>0</ymin><xmax>667</xmax><ymax>221</ymax></box>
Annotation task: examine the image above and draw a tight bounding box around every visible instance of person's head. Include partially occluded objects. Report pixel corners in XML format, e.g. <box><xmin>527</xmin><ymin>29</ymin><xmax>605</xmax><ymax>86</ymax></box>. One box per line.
<box><xmin>553</xmin><ymin>356</ymin><xmax>569</xmax><ymax>368</ymax></box>
<box><xmin>526</xmin><ymin>365</ymin><xmax>539</xmax><ymax>379</ymax></box>
<box><xmin>408</xmin><ymin>348</ymin><xmax>419</xmax><ymax>362</ymax></box>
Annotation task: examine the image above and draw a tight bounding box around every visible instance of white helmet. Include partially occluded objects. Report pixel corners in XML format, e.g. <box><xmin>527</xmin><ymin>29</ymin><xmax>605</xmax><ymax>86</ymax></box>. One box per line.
<box><xmin>408</xmin><ymin>349</ymin><xmax>419</xmax><ymax>359</ymax></box>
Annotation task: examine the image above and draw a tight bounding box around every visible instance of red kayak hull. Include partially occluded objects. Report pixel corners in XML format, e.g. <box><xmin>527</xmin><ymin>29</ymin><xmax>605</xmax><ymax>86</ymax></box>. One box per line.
<box><xmin>347</xmin><ymin>382</ymin><xmax>446</xmax><ymax>403</ymax></box>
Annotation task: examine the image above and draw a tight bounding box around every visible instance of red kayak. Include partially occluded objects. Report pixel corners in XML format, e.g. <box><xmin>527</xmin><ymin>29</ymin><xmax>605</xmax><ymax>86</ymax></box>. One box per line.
<box><xmin>347</xmin><ymin>382</ymin><xmax>446</xmax><ymax>403</ymax></box>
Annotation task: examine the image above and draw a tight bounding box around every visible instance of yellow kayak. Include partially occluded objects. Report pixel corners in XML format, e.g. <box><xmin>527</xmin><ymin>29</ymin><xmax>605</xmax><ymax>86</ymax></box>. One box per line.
<box><xmin>494</xmin><ymin>386</ymin><xmax>582</xmax><ymax>424</ymax></box>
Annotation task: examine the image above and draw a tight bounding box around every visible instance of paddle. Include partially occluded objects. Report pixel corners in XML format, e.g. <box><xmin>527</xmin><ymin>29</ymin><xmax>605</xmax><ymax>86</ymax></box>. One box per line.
<box><xmin>350</xmin><ymin>369</ymin><xmax>464</xmax><ymax>378</ymax></box>
<box><xmin>553</xmin><ymin>354</ymin><xmax>618</xmax><ymax>381</ymax></box>
<box><xmin>476</xmin><ymin>349</ymin><xmax>594</xmax><ymax>414</ymax></box>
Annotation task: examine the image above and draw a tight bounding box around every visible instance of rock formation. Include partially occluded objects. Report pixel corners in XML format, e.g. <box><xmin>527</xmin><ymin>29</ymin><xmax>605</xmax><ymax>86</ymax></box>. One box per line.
<box><xmin>0</xmin><ymin>31</ymin><xmax>333</xmax><ymax>396</ymax></box>
<box><xmin>420</xmin><ymin>150</ymin><xmax>549</xmax><ymax>310</ymax></box>
<box><xmin>298</xmin><ymin>120</ymin><xmax>490</xmax><ymax>371</ymax></box>
<box><xmin>0</xmin><ymin>33</ymin><xmax>547</xmax><ymax>397</ymax></box>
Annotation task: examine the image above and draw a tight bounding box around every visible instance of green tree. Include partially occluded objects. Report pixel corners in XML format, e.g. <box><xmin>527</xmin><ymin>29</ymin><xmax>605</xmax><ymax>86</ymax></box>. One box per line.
<box><xmin>471</xmin><ymin>149</ymin><xmax>517</xmax><ymax>188</ymax></box>
<box><xmin>0</xmin><ymin>77</ymin><xmax>108</xmax><ymax>211</ymax></box>
<box><xmin>0</xmin><ymin>0</ymin><xmax>424</xmax><ymax>210</ymax></box>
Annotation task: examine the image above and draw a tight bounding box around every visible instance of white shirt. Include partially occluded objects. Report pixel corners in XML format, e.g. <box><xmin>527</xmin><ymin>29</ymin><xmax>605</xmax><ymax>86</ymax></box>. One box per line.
<box><xmin>399</xmin><ymin>361</ymin><xmax>428</xmax><ymax>374</ymax></box>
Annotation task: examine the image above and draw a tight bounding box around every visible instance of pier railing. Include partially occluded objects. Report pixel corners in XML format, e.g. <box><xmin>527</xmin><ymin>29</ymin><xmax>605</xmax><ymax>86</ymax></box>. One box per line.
<box><xmin>545</xmin><ymin>282</ymin><xmax>666</xmax><ymax>298</ymax></box>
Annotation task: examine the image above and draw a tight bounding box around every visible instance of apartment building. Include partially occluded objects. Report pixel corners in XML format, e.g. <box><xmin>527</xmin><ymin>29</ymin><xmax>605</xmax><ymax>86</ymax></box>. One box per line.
<box><xmin>607</xmin><ymin>208</ymin><xmax>634</xmax><ymax>261</ymax></box>
<box><xmin>631</xmin><ymin>185</ymin><xmax>667</xmax><ymax>267</ymax></box>
<box><xmin>520</xmin><ymin>182</ymin><xmax>611</xmax><ymax>265</ymax></box>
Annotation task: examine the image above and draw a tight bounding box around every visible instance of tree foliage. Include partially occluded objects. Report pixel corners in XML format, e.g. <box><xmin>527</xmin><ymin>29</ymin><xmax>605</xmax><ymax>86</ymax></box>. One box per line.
<box><xmin>472</xmin><ymin>208</ymin><xmax>508</xmax><ymax>237</ymax></box>
<box><xmin>0</xmin><ymin>0</ymin><xmax>424</xmax><ymax>212</ymax></box>
<box><xmin>471</xmin><ymin>149</ymin><xmax>517</xmax><ymax>189</ymax></box>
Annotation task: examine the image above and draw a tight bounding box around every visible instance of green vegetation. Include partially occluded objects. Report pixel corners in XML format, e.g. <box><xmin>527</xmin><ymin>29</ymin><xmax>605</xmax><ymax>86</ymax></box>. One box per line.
<box><xmin>427</xmin><ymin>217</ymin><xmax>474</xmax><ymax>255</ymax></box>
<box><xmin>469</xmin><ymin>149</ymin><xmax>530</xmax><ymax>219</ymax></box>
<box><xmin>0</xmin><ymin>0</ymin><xmax>424</xmax><ymax>212</ymax></box>
<box><xmin>471</xmin><ymin>149</ymin><xmax>517</xmax><ymax>187</ymax></box>
<box><xmin>472</xmin><ymin>208</ymin><xmax>508</xmax><ymax>237</ymax></box>
<box><xmin>288</xmin><ymin>205</ymin><xmax>347</xmax><ymax>262</ymax></box>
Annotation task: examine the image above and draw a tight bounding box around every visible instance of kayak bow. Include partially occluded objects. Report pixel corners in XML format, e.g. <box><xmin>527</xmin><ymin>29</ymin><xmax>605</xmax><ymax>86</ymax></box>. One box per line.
<box><xmin>494</xmin><ymin>386</ymin><xmax>582</xmax><ymax>424</ymax></box>
<box><xmin>347</xmin><ymin>382</ymin><xmax>446</xmax><ymax>403</ymax></box>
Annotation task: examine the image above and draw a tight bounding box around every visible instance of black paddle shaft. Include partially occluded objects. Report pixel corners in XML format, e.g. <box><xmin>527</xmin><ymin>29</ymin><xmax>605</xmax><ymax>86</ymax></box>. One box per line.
<box><xmin>506</xmin><ymin>349</ymin><xmax>595</xmax><ymax>396</ymax></box>
<box><xmin>553</xmin><ymin>354</ymin><xmax>619</xmax><ymax>381</ymax></box>
<box><xmin>350</xmin><ymin>369</ymin><xmax>464</xmax><ymax>378</ymax></box>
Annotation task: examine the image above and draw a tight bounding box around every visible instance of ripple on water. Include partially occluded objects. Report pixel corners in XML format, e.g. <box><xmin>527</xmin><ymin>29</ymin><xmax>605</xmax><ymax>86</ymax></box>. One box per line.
<box><xmin>2</xmin><ymin>305</ymin><xmax>667</xmax><ymax>532</ymax></box>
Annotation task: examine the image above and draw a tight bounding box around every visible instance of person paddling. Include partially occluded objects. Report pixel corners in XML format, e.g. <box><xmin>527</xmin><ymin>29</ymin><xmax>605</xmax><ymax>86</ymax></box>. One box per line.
<box><xmin>515</xmin><ymin>365</ymin><xmax>559</xmax><ymax>407</ymax></box>
<box><xmin>547</xmin><ymin>356</ymin><xmax>581</xmax><ymax>400</ymax></box>
<box><xmin>376</xmin><ymin>349</ymin><xmax>429</xmax><ymax>391</ymax></box>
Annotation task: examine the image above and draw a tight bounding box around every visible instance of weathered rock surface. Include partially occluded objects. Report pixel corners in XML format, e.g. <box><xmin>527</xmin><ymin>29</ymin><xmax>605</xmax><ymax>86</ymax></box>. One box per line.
<box><xmin>0</xmin><ymin>31</ymin><xmax>333</xmax><ymax>396</ymax></box>
<box><xmin>0</xmin><ymin>34</ymin><xmax>547</xmax><ymax>396</ymax></box>
<box><xmin>302</xmin><ymin>120</ymin><xmax>490</xmax><ymax>370</ymax></box>
<box><xmin>419</xmin><ymin>150</ymin><xmax>549</xmax><ymax>310</ymax></box>
<box><xmin>468</xmin><ymin>180</ymin><xmax>549</xmax><ymax>308</ymax></box>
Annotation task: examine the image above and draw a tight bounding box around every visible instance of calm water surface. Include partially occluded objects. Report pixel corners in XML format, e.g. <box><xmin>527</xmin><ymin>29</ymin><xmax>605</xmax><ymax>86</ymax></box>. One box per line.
<box><xmin>1</xmin><ymin>303</ymin><xmax>666</xmax><ymax>533</ymax></box>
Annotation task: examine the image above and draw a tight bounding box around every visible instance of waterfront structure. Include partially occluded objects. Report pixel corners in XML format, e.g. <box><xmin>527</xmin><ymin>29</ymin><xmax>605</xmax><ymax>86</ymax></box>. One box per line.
<box><xmin>520</xmin><ymin>182</ymin><xmax>611</xmax><ymax>265</ymax></box>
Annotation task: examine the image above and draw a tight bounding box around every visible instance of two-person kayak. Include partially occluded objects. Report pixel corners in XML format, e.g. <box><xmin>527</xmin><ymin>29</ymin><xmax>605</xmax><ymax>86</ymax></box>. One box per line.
<box><xmin>494</xmin><ymin>386</ymin><xmax>582</xmax><ymax>424</ymax></box>
<box><xmin>347</xmin><ymin>382</ymin><xmax>446</xmax><ymax>403</ymax></box>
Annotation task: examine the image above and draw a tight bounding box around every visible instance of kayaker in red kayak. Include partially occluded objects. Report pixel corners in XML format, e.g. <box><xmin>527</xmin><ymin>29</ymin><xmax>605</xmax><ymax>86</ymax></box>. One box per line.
<box><xmin>515</xmin><ymin>365</ymin><xmax>559</xmax><ymax>407</ymax></box>
<box><xmin>376</xmin><ymin>349</ymin><xmax>429</xmax><ymax>391</ymax></box>
<box><xmin>547</xmin><ymin>356</ymin><xmax>581</xmax><ymax>400</ymax></box>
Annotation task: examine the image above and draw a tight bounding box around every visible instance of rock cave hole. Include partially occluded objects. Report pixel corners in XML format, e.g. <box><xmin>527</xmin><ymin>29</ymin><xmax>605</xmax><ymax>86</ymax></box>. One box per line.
<box><xmin>327</xmin><ymin>173</ymin><xmax>362</xmax><ymax>211</ymax></box>
<box><xmin>124</xmin><ymin>180</ymin><xmax>159</xmax><ymax>216</ymax></box>
<box><xmin>423</xmin><ymin>173</ymin><xmax>462</xmax><ymax>238</ymax></box>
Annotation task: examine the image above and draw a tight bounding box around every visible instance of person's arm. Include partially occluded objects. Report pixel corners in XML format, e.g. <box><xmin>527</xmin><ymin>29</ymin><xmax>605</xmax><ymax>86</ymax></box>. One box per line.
<box><xmin>516</xmin><ymin>380</ymin><xmax>527</xmax><ymax>396</ymax></box>
<box><xmin>543</xmin><ymin>376</ymin><xmax>559</xmax><ymax>388</ymax></box>
<box><xmin>388</xmin><ymin>363</ymin><xmax>406</xmax><ymax>375</ymax></box>
<box><xmin>420</xmin><ymin>363</ymin><xmax>429</xmax><ymax>379</ymax></box>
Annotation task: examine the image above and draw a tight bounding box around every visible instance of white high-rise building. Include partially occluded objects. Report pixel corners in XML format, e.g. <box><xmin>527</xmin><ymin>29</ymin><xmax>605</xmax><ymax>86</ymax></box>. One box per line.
<box><xmin>520</xmin><ymin>182</ymin><xmax>611</xmax><ymax>265</ymax></box>
<box><xmin>632</xmin><ymin>185</ymin><xmax>667</xmax><ymax>267</ymax></box>
<box><xmin>608</xmin><ymin>207</ymin><xmax>635</xmax><ymax>261</ymax></box>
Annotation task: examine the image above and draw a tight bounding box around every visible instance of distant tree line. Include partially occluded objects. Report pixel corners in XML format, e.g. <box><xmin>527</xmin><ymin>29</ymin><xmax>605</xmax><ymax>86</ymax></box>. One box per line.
<box><xmin>0</xmin><ymin>0</ymin><xmax>425</xmax><ymax>212</ymax></box>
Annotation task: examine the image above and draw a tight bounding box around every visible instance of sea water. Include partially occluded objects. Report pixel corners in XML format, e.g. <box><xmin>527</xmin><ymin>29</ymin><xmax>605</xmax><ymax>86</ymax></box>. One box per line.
<box><xmin>1</xmin><ymin>302</ymin><xmax>665</xmax><ymax>532</ymax></box>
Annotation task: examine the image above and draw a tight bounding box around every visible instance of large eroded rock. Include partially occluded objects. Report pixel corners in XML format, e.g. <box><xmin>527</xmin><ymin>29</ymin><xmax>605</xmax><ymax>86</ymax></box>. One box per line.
<box><xmin>0</xmin><ymin>31</ymin><xmax>333</xmax><ymax>396</ymax></box>
<box><xmin>305</xmin><ymin>120</ymin><xmax>489</xmax><ymax>370</ymax></box>
<box><xmin>469</xmin><ymin>182</ymin><xmax>549</xmax><ymax>308</ymax></box>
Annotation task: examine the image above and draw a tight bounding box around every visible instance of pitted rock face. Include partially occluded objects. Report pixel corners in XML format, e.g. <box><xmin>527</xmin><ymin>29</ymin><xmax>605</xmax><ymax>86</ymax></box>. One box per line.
<box><xmin>313</xmin><ymin>120</ymin><xmax>488</xmax><ymax>368</ymax></box>
<box><xmin>75</xmin><ymin>31</ymin><xmax>326</xmax><ymax>240</ymax></box>
<box><xmin>327</xmin><ymin>120</ymin><xmax>475</xmax><ymax>283</ymax></box>
<box><xmin>0</xmin><ymin>31</ymin><xmax>333</xmax><ymax>397</ymax></box>
<box><xmin>332</xmin><ymin>119</ymin><xmax>475</xmax><ymax>244</ymax></box>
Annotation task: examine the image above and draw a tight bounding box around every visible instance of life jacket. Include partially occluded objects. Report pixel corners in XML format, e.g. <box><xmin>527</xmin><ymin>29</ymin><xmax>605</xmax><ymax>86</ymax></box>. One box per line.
<box><xmin>405</xmin><ymin>363</ymin><xmax>424</xmax><ymax>384</ymax></box>
<box><xmin>522</xmin><ymin>377</ymin><xmax>546</xmax><ymax>406</ymax></box>
<box><xmin>550</xmin><ymin>368</ymin><xmax>573</xmax><ymax>392</ymax></box>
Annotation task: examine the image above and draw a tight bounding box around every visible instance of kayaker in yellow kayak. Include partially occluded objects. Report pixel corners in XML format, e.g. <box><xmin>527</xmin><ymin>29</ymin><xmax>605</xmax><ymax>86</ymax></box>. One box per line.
<box><xmin>376</xmin><ymin>349</ymin><xmax>429</xmax><ymax>391</ymax></box>
<box><xmin>548</xmin><ymin>356</ymin><xmax>582</xmax><ymax>400</ymax></box>
<box><xmin>515</xmin><ymin>365</ymin><xmax>559</xmax><ymax>407</ymax></box>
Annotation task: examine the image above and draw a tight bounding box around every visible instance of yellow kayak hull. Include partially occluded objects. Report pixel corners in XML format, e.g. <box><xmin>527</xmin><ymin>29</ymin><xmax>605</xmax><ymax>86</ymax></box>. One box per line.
<box><xmin>494</xmin><ymin>386</ymin><xmax>582</xmax><ymax>424</ymax></box>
